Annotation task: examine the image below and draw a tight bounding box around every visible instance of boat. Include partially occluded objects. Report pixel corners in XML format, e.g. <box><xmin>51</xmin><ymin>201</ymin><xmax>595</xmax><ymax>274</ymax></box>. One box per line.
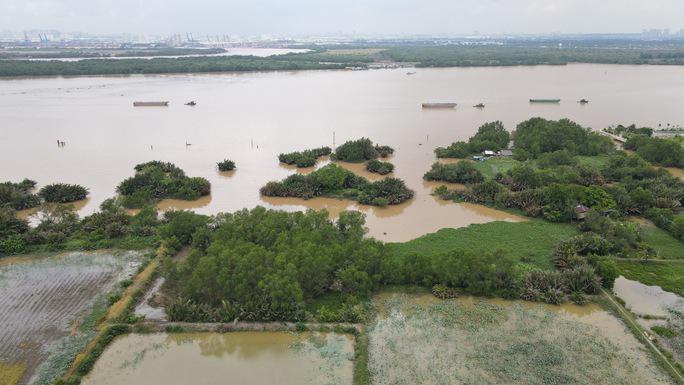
<box><xmin>133</xmin><ymin>101</ymin><xmax>169</xmax><ymax>107</ymax></box>
<box><xmin>422</xmin><ymin>103</ymin><xmax>457</xmax><ymax>109</ymax></box>
<box><xmin>578</xmin><ymin>99</ymin><xmax>589</xmax><ymax>104</ymax></box>
<box><xmin>473</xmin><ymin>103</ymin><xmax>485</xmax><ymax>108</ymax></box>
<box><xmin>185</xmin><ymin>101</ymin><xmax>197</xmax><ymax>106</ymax></box>
<box><xmin>529</xmin><ymin>99</ymin><xmax>561</xmax><ymax>103</ymax></box>
<box><xmin>406</xmin><ymin>71</ymin><xmax>416</xmax><ymax>75</ymax></box>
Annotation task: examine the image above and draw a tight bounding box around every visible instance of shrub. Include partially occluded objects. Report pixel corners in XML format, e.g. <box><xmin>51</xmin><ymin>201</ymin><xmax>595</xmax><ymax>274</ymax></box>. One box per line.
<box><xmin>217</xmin><ymin>159</ymin><xmax>236</xmax><ymax>171</ymax></box>
<box><xmin>38</xmin><ymin>183</ymin><xmax>88</xmax><ymax>203</ymax></box>
<box><xmin>0</xmin><ymin>179</ymin><xmax>40</xmax><ymax>210</ymax></box>
<box><xmin>366</xmin><ymin>159</ymin><xmax>394</xmax><ymax>175</ymax></box>
<box><xmin>423</xmin><ymin>162</ymin><xmax>484</xmax><ymax>184</ymax></box>
<box><xmin>332</xmin><ymin>138</ymin><xmax>392</xmax><ymax>163</ymax></box>
<box><xmin>278</xmin><ymin>147</ymin><xmax>331</xmax><ymax>168</ymax></box>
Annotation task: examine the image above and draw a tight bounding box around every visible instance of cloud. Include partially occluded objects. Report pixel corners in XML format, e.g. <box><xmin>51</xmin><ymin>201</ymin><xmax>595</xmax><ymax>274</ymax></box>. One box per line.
<box><xmin>0</xmin><ymin>0</ymin><xmax>683</xmax><ymax>35</ymax></box>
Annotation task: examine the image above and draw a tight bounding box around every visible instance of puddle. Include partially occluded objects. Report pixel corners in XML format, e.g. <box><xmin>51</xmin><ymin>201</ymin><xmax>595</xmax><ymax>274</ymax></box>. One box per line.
<box><xmin>613</xmin><ymin>275</ymin><xmax>683</xmax><ymax>317</ymax></box>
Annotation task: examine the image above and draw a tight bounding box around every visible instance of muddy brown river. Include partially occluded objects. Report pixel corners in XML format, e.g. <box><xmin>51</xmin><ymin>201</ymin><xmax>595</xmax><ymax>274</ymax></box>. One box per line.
<box><xmin>2</xmin><ymin>64</ymin><xmax>684</xmax><ymax>241</ymax></box>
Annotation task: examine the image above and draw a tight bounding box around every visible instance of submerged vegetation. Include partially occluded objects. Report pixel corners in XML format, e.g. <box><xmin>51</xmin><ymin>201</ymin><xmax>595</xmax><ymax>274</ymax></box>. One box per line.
<box><xmin>260</xmin><ymin>163</ymin><xmax>413</xmax><ymax>206</ymax></box>
<box><xmin>365</xmin><ymin>159</ymin><xmax>394</xmax><ymax>175</ymax></box>
<box><xmin>117</xmin><ymin>161</ymin><xmax>210</xmax><ymax>208</ymax></box>
<box><xmin>0</xmin><ymin>179</ymin><xmax>40</xmax><ymax>210</ymax></box>
<box><xmin>331</xmin><ymin>138</ymin><xmax>393</xmax><ymax>163</ymax></box>
<box><xmin>279</xmin><ymin>146</ymin><xmax>331</xmax><ymax>168</ymax></box>
<box><xmin>216</xmin><ymin>159</ymin><xmax>236</xmax><ymax>171</ymax></box>
<box><xmin>38</xmin><ymin>183</ymin><xmax>88</xmax><ymax>203</ymax></box>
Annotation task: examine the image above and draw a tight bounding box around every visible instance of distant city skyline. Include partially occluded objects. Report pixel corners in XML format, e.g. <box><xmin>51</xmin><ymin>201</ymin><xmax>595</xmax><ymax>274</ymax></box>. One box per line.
<box><xmin>1</xmin><ymin>0</ymin><xmax>684</xmax><ymax>36</ymax></box>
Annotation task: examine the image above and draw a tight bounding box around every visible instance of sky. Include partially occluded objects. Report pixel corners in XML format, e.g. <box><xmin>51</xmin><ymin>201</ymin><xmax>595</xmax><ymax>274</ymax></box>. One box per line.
<box><xmin>2</xmin><ymin>0</ymin><xmax>684</xmax><ymax>36</ymax></box>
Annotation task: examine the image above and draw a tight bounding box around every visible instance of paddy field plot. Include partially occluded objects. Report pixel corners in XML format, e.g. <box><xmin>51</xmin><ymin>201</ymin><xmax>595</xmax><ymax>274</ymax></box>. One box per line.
<box><xmin>368</xmin><ymin>292</ymin><xmax>673</xmax><ymax>385</ymax></box>
<box><xmin>0</xmin><ymin>251</ymin><xmax>144</xmax><ymax>385</ymax></box>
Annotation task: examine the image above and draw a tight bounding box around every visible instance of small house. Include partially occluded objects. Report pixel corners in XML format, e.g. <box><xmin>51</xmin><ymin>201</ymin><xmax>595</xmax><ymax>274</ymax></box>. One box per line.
<box><xmin>483</xmin><ymin>150</ymin><xmax>496</xmax><ymax>157</ymax></box>
<box><xmin>574</xmin><ymin>205</ymin><xmax>589</xmax><ymax>220</ymax></box>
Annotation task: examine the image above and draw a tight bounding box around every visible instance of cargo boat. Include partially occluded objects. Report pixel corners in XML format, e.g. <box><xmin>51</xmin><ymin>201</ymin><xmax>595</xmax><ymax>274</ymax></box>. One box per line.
<box><xmin>422</xmin><ymin>103</ymin><xmax>457</xmax><ymax>109</ymax></box>
<box><xmin>529</xmin><ymin>99</ymin><xmax>560</xmax><ymax>103</ymax></box>
<box><xmin>133</xmin><ymin>101</ymin><xmax>169</xmax><ymax>107</ymax></box>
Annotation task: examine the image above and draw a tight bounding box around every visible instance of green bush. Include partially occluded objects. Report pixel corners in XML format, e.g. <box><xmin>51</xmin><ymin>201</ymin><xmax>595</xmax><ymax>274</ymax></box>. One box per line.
<box><xmin>38</xmin><ymin>183</ymin><xmax>88</xmax><ymax>203</ymax></box>
<box><xmin>217</xmin><ymin>159</ymin><xmax>236</xmax><ymax>171</ymax></box>
<box><xmin>435</xmin><ymin>121</ymin><xmax>510</xmax><ymax>158</ymax></box>
<box><xmin>366</xmin><ymin>159</ymin><xmax>394</xmax><ymax>175</ymax></box>
<box><xmin>513</xmin><ymin>118</ymin><xmax>614</xmax><ymax>158</ymax></box>
<box><xmin>331</xmin><ymin>138</ymin><xmax>393</xmax><ymax>163</ymax></box>
<box><xmin>423</xmin><ymin>162</ymin><xmax>484</xmax><ymax>184</ymax></box>
<box><xmin>0</xmin><ymin>179</ymin><xmax>40</xmax><ymax>210</ymax></box>
<box><xmin>279</xmin><ymin>147</ymin><xmax>331</xmax><ymax>167</ymax></box>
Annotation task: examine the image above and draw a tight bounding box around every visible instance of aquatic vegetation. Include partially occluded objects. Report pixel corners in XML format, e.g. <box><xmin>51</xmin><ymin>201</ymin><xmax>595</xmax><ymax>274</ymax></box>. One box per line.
<box><xmin>365</xmin><ymin>159</ymin><xmax>394</xmax><ymax>175</ymax></box>
<box><xmin>260</xmin><ymin>163</ymin><xmax>413</xmax><ymax>206</ymax></box>
<box><xmin>117</xmin><ymin>161</ymin><xmax>211</xmax><ymax>209</ymax></box>
<box><xmin>38</xmin><ymin>183</ymin><xmax>88</xmax><ymax>203</ymax></box>
<box><xmin>368</xmin><ymin>294</ymin><xmax>672</xmax><ymax>385</ymax></box>
<box><xmin>278</xmin><ymin>147</ymin><xmax>331</xmax><ymax>168</ymax></box>
<box><xmin>216</xmin><ymin>159</ymin><xmax>236</xmax><ymax>171</ymax></box>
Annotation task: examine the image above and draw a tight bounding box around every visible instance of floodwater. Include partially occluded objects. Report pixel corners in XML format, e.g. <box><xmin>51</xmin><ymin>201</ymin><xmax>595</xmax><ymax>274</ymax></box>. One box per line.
<box><xmin>369</xmin><ymin>292</ymin><xmax>674</xmax><ymax>385</ymax></box>
<box><xmin>613</xmin><ymin>276</ymin><xmax>683</xmax><ymax>318</ymax></box>
<box><xmin>80</xmin><ymin>332</ymin><xmax>354</xmax><ymax>385</ymax></box>
<box><xmin>2</xmin><ymin>64</ymin><xmax>684</xmax><ymax>241</ymax></box>
<box><xmin>0</xmin><ymin>251</ymin><xmax>143</xmax><ymax>385</ymax></box>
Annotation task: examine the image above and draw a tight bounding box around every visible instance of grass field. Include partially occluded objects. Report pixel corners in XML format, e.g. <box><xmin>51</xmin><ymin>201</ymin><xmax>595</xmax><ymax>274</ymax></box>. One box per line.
<box><xmin>617</xmin><ymin>260</ymin><xmax>684</xmax><ymax>298</ymax></box>
<box><xmin>389</xmin><ymin>219</ymin><xmax>577</xmax><ymax>269</ymax></box>
<box><xmin>640</xmin><ymin>225</ymin><xmax>684</xmax><ymax>260</ymax></box>
<box><xmin>471</xmin><ymin>158</ymin><xmax>520</xmax><ymax>179</ymax></box>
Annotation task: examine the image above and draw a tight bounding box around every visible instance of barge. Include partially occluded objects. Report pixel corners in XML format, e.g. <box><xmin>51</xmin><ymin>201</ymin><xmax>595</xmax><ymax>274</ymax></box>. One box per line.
<box><xmin>133</xmin><ymin>101</ymin><xmax>169</xmax><ymax>107</ymax></box>
<box><xmin>422</xmin><ymin>103</ymin><xmax>457</xmax><ymax>109</ymax></box>
<box><xmin>529</xmin><ymin>99</ymin><xmax>560</xmax><ymax>103</ymax></box>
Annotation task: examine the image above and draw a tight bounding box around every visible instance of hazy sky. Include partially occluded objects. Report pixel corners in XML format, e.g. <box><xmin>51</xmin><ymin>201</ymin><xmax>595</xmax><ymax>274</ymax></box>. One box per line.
<box><xmin>2</xmin><ymin>0</ymin><xmax>684</xmax><ymax>36</ymax></box>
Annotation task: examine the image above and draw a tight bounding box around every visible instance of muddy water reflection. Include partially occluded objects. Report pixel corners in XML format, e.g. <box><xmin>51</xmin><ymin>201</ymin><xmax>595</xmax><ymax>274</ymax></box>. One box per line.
<box><xmin>2</xmin><ymin>65</ymin><xmax>684</xmax><ymax>240</ymax></box>
<box><xmin>80</xmin><ymin>332</ymin><xmax>353</xmax><ymax>385</ymax></box>
<box><xmin>613</xmin><ymin>276</ymin><xmax>683</xmax><ymax>317</ymax></box>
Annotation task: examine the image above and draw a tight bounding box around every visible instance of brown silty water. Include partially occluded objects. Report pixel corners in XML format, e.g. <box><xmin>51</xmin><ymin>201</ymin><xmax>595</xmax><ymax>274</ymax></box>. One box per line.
<box><xmin>80</xmin><ymin>332</ymin><xmax>354</xmax><ymax>385</ymax></box>
<box><xmin>2</xmin><ymin>64</ymin><xmax>684</xmax><ymax>241</ymax></box>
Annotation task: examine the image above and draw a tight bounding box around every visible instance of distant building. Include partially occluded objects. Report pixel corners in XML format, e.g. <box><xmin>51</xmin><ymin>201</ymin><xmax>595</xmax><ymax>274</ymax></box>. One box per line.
<box><xmin>498</xmin><ymin>149</ymin><xmax>513</xmax><ymax>157</ymax></box>
<box><xmin>574</xmin><ymin>205</ymin><xmax>589</xmax><ymax>220</ymax></box>
<box><xmin>483</xmin><ymin>150</ymin><xmax>496</xmax><ymax>156</ymax></box>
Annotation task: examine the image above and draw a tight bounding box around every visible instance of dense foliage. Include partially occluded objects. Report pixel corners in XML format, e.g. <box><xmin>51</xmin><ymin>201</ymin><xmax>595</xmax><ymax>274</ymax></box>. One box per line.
<box><xmin>624</xmin><ymin>135</ymin><xmax>684</xmax><ymax>167</ymax></box>
<box><xmin>424</xmin><ymin>162</ymin><xmax>485</xmax><ymax>184</ymax></box>
<box><xmin>366</xmin><ymin>159</ymin><xmax>394</xmax><ymax>175</ymax></box>
<box><xmin>332</xmin><ymin>138</ymin><xmax>394</xmax><ymax>163</ymax></box>
<box><xmin>165</xmin><ymin>208</ymin><xmax>387</xmax><ymax>321</ymax></box>
<box><xmin>512</xmin><ymin>118</ymin><xmax>614</xmax><ymax>159</ymax></box>
<box><xmin>260</xmin><ymin>164</ymin><xmax>413</xmax><ymax>206</ymax></box>
<box><xmin>116</xmin><ymin>161</ymin><xmax>211</xmax><ymax>208</ymax></box>
<box><xmin>217</xmin><ymin>159</ymin><xmax>236</xmax><ymax>171</ymax></box>
<box><xmin>278</xmin><ymin>146</ymin><xmax>331</xmax><ymax>168</ymax></box>
<box><xmin>38</xmin><ymin>183</ymin><xmax>88</xmax><ymax>203</ymax></box>
<box><xmin>0</xmin><ymin>179</ymin><xmax>40</xmax><ymax>210</ymax></box>
<box><xmin>435</xmin><ymin>121</ymin><xmax>510</xmax><ymax>158</ymax></box>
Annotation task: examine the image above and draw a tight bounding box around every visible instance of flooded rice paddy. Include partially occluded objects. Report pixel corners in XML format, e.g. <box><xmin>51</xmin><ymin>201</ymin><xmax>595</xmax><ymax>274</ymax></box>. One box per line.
<box><xmin>0</xmin><ymin>251</ymin><xmax>144</xmax><ymax>385</ymax></box>
<box><xmin>2</xmin><ymin>64</ymin><xmax>684</xmax><ymax>240</ymax></box>
<box><xmin>368</xmin><ymin>292</ymin><xmax>673</xmax><ymax>385</ymax></box>
<box><xmin>80</xmin><ymin>332</ymin><xmax>354</xmax><ymax>385</ymax></box>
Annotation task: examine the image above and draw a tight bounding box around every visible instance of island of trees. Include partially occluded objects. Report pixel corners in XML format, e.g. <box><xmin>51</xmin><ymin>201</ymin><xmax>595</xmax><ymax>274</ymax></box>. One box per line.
<box><xmin>117</xmin><ymin>161</ymin><xmax>210</xmax><ymax>208</ymax></box>
<box><xmin>260</xmin><ymin>163</ymin><xmax>413</xmax><ymax>206</ymax></box>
